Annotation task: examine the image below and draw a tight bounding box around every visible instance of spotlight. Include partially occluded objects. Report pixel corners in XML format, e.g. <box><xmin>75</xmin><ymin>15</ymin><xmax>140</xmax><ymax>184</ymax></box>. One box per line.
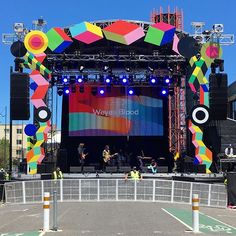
<box><xmin>64</xmin><ymin>88</ymin><xmax>70</xmax><ymax>94</ymax></box>
<box><xmin>150</xmin><ymin>76</ymin><xmax>157</xmax><ymax>84</ymax></box>
<box><xmin>62</xmin><ymin>77</ymin><xmax>68</xmax><ymax>83</ymax></box>
<box><xmin>79</xmin><ymin>65</ymin><xmax>85</xmax><ymax>72</ymax></box>
<box><xmin>57</xmin><ymin>87</ymin><xmax>63</xmax><ymax>96</ymax></box>
<box><xmin>77</xmin><ymin>78</ymin><xmax>83</xmax><ymax>83</ymax></box>
<box><xmin>105</xmin><ymin>76</ymin><xmax>111</xmax><ymax>84</ymax></box>
<box><xmin>164</xmin><ymin>76</ymin><xmax>170</xmax><ymax>84</ymax></box>
<box><xmin>99</xmin><ymin>88</ymin><xmax>105</xmax><ymax>95</ymax></box>
<box><xmin>122</xmin><ymin>77</ymin><xmax>128</xmax><ymax>83</ymax></box>
<box><xmin>125</xmin><ymin>67</ymin><xmax>131</xmax><ymax>72</ymax></box>
<box><xmin>161</xmin><ymin>89</ymin><xmax>167</xmax><ymax>95</ymax></box>
<box><xmin>128</xmin><ymin>88</ymin><xmax>134</xmax><ymax>95</ymax></box>
<box><xmin>148</xmin><ymin>66</ymin><xmax>154</xmax><ymax>72</ymax></box>
<box><xmin>103</xmin><ymin>65</ymin><xmax>109</xmax><ymax>72</ymax></box>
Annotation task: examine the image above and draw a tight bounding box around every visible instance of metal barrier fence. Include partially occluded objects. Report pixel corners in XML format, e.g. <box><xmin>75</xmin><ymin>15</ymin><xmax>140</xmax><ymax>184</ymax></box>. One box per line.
<box><xmin>4</xmin><ymin>179</ymin><xmax>227</xmax><ymax>208</ymax></box>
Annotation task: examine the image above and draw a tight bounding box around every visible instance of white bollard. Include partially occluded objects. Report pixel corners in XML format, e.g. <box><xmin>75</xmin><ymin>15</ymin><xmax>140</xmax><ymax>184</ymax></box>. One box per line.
<box><xmin>43</xmin><ymin>192</ymin><xmax>50</xmax><ymax>231</ymax></box>
<box><xmin>192</xmin><ymin>194</ymin><xmax>199</xmax><ymax>233</ymax></box>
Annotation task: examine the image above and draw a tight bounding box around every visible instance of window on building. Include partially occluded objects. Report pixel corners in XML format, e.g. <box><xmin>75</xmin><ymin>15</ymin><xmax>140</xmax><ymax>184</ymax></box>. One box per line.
<box><xmin>4</xmin><ymin>129</ymin><xmax>9</xmax><ymax>133</ymax></box>
<box><xmin>16</xmin><ymin>150</ymin><xmax>22</xmax><ymax>155</ymax></box>
<box><xmin>16</xmin><ymin>140</ymin><xmax>22</xmax><ymax>145</ymax></box>
<box><xmin>17</xmin><ymin>129</ymin><xmax>22</xmax><ymax>134</ymax></box>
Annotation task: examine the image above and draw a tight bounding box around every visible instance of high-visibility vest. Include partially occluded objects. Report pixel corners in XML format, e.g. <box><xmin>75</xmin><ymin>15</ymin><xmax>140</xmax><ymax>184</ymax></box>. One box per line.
<box><xmin>130</xmin><ymin>171</ymin><xmax>140</xmax><ymax>180</ymax></box>
<box><xmin>4</xmin><ymin>173</ymin><xmax>9</xmax><ymax>181</ymax></box>
<box><xmin>53</xmin><ymin>171</ymin><xmax>63</xmax><ymax>179</ymax></box>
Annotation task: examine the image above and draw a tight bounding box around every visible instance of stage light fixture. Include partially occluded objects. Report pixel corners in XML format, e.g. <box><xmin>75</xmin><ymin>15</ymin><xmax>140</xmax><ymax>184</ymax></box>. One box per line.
<box><xmin>105</xmin><ymin>76</ymin><xmax>111</xmax><ymax>84</ymax></box>
<box><xmin>64</xmin><ymin>87</ymin><xmax>70</xmax><ymax>94</ymax></box>
<box><xmin>125</xmin><ymin>67</ymin><xmax>131</xmax><ymax>72</ymax></box>
<box><xmin>57</xmin><ymin>87</ymin><xmax>63</xmax><ymax>96</ymax></box>
<box><xmin>164</xmin><ymin>76</ymin><xmax>171</xmax><ymax>84</ymax></box>
<box><xmin>128</xmin><ymin>88</ymin><xmax>134</xmax><ymax>95</ymax></box>
<box><xmin>62</xmin><ymin>77</ymin><xmax>68</xmax><ymax>83</ymax></box>
<box><xmin>148</xmin><ymin>66</ymin><xmax>154</xmax><ymax>72</ymax></box>
<box><xmin>79</xmin><ymin>65</ymin><xmax>85</xmax><ymax>72</ymax></box>
<box><xmin>122</xmin><ymin>77</ymin><xmax>128</xmax><ymax>83</ymax></box>
<box><xmin>99</xmin><ymin>88</ymin><xmax>105</xmax><ymax>95</ymax></box>
<box><xmin>77</xmin><ymin>78</ymin><xmax>83</xmax><ymax>83</ymax></box>
<box><xmin>103</xmin><ymin>65</ymin><xmax>110</xmax><ymax>72</ymax></box>
<box><xmin>150</xmin><ymin>76</ymin><xmax>157</xmax><ymax>84</ymax></box>
<box><xmin>161</xmin><ymin>89</ymin><xmax>167</xmax><ymax>95</ymax></box>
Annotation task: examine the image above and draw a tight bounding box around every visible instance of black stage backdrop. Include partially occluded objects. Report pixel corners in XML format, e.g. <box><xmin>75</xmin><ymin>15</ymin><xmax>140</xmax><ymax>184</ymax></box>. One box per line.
<box><xmin>60</xmin><ymin>93</ymin><xmax>170</xmax><ymax>172</ymax></box>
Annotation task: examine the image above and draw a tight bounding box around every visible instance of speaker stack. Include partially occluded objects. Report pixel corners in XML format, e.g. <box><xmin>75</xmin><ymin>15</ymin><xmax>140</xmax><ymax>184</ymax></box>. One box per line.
<box><xmin>10</xmin><ymin>73</ymin><xmax>30</xmax><ymax>120</ymax></box>
<box><xmin>209</xmin><ymin>73</ymin><xmax>228</xmax><ymax>120</ymax></box>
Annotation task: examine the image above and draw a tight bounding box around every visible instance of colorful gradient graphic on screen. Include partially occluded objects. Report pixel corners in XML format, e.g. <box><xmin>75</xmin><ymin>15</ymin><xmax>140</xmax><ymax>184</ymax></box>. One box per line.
<box><xmin>69</xmin><ymin>86</ymin><xmax>163</xmax><ymax>136</ymax></box>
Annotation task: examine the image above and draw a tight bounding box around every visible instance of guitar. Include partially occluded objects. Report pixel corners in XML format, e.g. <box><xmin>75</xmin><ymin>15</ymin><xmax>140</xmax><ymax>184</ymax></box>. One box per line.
<box><xmin>80</xmin><ymin>153</ymin><xmax>88</xmax><ymax>160</ymax></box>
<box><xmin>103</xmin><ymin>153</ymin><xmax>118</xmax><ymax>163</ymax></box>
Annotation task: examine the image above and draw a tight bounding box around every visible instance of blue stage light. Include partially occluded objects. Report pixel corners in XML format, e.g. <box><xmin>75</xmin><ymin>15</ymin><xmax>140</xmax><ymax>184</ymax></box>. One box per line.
<box><xmin>164</xmin><ymin>76</ymin><xmax>170</xmax><ymax>84</ymax></box>
<box><xmin>122</xmin><ymin>77</ymin><xmax>128</xmax><ymax>83</ymax></box>
<box><xmin>150</xmin><ymin>77</ymin><xmax>156</xmax><ymax>84</ymax></box>
<box><xmin>161</xmin><ymin>89</ymin><xmax>167</xmax><ymax>95</ymax></box>
<box><xmin>128</xmin><ymin>89</ymin><xmax>134</xmax><ymax>95</ymax></box>
<box><xmin>63</xmin><ymin>77</ymin><xmax>68</xmax><ymax>83</ymax></box>
<box><xmin>99</xmin><ymin>89</ymin><xmax>105</xmax><ymax>95</ymax></box>
<box><xmin>77</xmin><ymin>78</ymin><xmax>83</xmax><ymax>83</ymax></box>
<box><xmin>105</xmin><ymin>77</ymin><xmax>111</xmax><ymax>83</ymax></box>
<box><xmin>64</xmin><ymin>88</ymin><xmax>70</xmax><ymax>94</ymax></box>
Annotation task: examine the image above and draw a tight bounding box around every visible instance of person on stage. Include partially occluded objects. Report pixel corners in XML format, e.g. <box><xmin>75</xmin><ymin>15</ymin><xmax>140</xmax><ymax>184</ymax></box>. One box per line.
<box><xmin>102</xmin><ymin>145</ymin><xmax>117</xmax><ymax>171</ymax></box>
<box><xmin>78</xmin><ymin>143</ymin><xmax>88</xmax><ymax>172</ymax></box>
<box><xmin>225</xmin><ymin>144</ymin><xmax>234</xmax><ymax>158</ymax></box>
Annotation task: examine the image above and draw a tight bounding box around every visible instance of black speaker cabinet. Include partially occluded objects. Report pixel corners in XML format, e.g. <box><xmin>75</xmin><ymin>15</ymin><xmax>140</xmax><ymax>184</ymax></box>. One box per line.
<box><xmin>10</xmin><ymin>73</ymin><xmax>30</xmax><ymax>120</ymax></box>
<box><xmin>209</xmin><ymin>73</ymin><xmax>228</xmax><ymax>120</ymax></box>
<box><xmin>227</xmin><ymin>172</ymin><xmax>236</xmax><ymax>206</ymax></box>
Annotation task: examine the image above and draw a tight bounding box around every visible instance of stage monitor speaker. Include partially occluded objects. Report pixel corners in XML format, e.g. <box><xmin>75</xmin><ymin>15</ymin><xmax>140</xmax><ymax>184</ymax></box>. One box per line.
<box><xmin>227</xmin><ymin>172</ymin><xmax>236</xmax><ymax>206</ymax></box>
<box><xmin>70</xmin><ymin>166</ymin><xmax>82</xmax><ymax>173</ymax></box>
<box><xmin>105</xmin><ymin>166</ymin><xmax>117</xmax><ymax>173</ymax></box>
<box><xmin>10</xmin><ymin>72</ymin><xmax>30</xmax><ymax>120</ymax></box>
<box><xmin>57</xmin><ymin>149</ymin><xmax>68</xmax><ymax>173</ymax></box>
<box><xmin>156</xmin><ymin>166</ymin><xmax>168</xmax><ymax>173</ymax></box>
<box><xmin>209</xmin><ymin>73</ymin><xmax>228</xmax><ymax>120</ymax></box>
<box><xmin>83</xmin><ymin>166</ymin><xmax>95</xmax><ymax>173</ymax></box>
<box><xmin>119</xmin><ymin>166</ymin><xmax>131</xmax><ymax>173</ymax></box>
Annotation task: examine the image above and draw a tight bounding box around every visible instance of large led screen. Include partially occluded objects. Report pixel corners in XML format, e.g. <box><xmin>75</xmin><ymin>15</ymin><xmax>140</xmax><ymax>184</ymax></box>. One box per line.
<box><xmin>69</xmin><ymin>86</ymin><xmax>163</xmax><ymax>136</ymax></box>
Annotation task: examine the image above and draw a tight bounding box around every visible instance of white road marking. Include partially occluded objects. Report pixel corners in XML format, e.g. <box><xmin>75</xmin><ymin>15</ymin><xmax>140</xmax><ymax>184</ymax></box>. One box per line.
<box><xmin>200</xmin><ymin>212</ymin><xmax>236</xmax><ymax>230</ymax></box>
<box><xmin>161</xmin><ymin>208</ymin><xmax>193</xmax><ymax>231</ymax></box>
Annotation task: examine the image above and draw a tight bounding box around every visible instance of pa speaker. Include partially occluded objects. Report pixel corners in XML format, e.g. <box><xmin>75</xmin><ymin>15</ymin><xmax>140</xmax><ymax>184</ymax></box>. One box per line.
<box><xmin>209</xmin><ymin>73</ymin><xmax>228</xmax><ymax>120</ymax></box>
<box><xmin>10</xmin><ymin>73</ymin><xmax>30</xmax><ymax>120</ymax></box>
<box><xmin>227</xmin><ymin>172</ymin><xmax>236</xmax><ymax>206</ymax></box>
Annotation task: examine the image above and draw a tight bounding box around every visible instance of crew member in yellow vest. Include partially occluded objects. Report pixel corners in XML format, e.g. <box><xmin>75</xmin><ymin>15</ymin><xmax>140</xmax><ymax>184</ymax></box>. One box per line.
<box><xmin>125</xmin><ymin>167</ymin><xmax>142</xmax><ymax>180</ymax></box>
<box><xmin>53</xmin><ymin>167</ymin><xmax>63</xmax><ymax>180</ymax></box>
<box><xmin>173</xmin><ymin>152</ymin><xmax>180</xmax><ymax>172</ymax></box>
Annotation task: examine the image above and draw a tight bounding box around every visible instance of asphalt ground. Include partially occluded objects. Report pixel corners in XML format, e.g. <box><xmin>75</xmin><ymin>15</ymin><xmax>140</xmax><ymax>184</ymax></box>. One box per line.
<box><xmin>0</xmin><ymin>202</ymin><xmax>236</xmax><ymax>236</ymax></box>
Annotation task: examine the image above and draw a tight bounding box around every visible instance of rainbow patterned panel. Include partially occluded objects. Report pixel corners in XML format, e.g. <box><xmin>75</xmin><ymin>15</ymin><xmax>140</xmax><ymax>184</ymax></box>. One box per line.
<box><xmin>188</xmin><ymin>120</ymin><xmax>212</xmax><ymax>173</ymax></box>
<box><xmin>103</xmin><ymin>20</ymin><xmax>145</xmax><ymax>45</ymax></box>
<box><xmin>46</xmin><ymin>27</ymin><xmax>73</xmax><ymax>53</ymax></box>
<box><xmin>144</xmin><ymin>22</ymin><xmax>175</xmax><ymax>46</ymax></box>
<box><xmin>70</xmin><ymin>22</ymin><xmax>103</xmax><ymax>44</ymax></box>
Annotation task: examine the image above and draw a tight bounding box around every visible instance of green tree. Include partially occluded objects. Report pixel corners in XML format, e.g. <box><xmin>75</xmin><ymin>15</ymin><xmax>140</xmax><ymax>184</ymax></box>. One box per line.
<box><xmin>0</xmin><ymin>138</ymin><xmax>9</xmax><ymax>169</ymax></box>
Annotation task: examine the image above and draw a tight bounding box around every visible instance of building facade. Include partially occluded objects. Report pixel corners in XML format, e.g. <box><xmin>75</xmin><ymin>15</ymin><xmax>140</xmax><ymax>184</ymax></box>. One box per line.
<box><xmin>228</xmin><ymin>81</ymin><xmax>236</xmax><ymax>120</ymax></box>
<box><xmin>0</xmin><ymin>124</ymin><xmax>27</xmax><ymax>160</ymax></box>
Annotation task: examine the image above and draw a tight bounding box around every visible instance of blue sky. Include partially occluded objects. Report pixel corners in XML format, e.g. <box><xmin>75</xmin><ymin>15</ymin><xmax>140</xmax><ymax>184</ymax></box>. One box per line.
<box><xmin>0</xmin><ymin>0</ymin><xmax>235</xmax><ymax>124</ymax></box>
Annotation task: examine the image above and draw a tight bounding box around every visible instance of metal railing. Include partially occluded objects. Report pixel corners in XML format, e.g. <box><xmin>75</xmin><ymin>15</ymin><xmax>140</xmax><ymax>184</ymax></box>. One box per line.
<box><xmin>4</xmin><ymin>179</ymin><xmax>227</xmax><ymax>208</ymax></box>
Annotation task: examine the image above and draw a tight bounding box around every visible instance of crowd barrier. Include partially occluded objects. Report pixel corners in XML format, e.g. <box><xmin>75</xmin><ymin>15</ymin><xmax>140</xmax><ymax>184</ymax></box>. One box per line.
<box><xmin>4</xmin><ymin>179</ymin><xmax>227</xmax><ymax>208</ymax></box>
